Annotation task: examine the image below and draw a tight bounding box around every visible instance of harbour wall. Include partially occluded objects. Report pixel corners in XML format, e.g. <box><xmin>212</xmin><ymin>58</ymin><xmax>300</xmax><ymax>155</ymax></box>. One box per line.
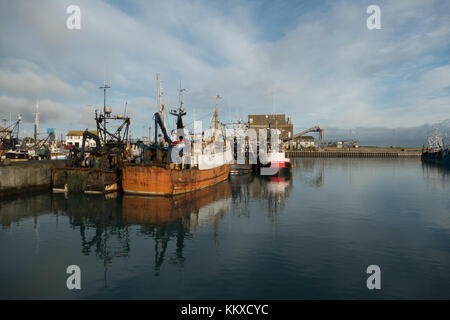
<box><xmin>286</xmin><ymin>151</ymin><xmax>421</xmax><ymax>158</ymax></box>
<box><xmin>0</xmin><ymin>160</ymin><xmax>67</xmax><ymax>197</ymax></box>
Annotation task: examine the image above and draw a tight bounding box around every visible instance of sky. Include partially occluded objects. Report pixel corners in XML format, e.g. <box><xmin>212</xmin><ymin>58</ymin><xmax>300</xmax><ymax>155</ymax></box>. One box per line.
<box><xmin>0</xmin><ymin>0</ymin><xmax>449</xmax><ymax>144</ymax></box>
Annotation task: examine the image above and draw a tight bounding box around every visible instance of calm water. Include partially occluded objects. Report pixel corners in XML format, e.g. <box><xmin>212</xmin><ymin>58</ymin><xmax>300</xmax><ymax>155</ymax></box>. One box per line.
<box><xmin>1</xmin><ymin>159</ymin><xmax>449</xmax><ymax>299</ymax></box>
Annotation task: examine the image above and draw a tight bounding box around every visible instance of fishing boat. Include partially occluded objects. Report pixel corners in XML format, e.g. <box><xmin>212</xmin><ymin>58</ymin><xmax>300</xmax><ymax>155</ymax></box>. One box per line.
<box><xmin>259</xmin><ymin>147</ymin><xmax>292</xmax><ymax>178</ymax></box>
<box><xmin>3</xmin><ymin>150</ymin><xmax>29</xmax><ymax>161</ymax></box>
<box><xmin>421</xmin><ymin>128</ymin><xmax>450</xmax><ymax>169</ymax></box>
<box><xmin>52</xmin><ymin>83</ymin><xmax>131</xmax><ymax>194</ymax></box>
<box><xmin>50</xmin><ymin>147</ymin><xmax>68</xmax><ymax>160</ymax></box>
<box><xmin>123</xmin><ymin>161</ymin><xmax>231</xmax><ymax>196</ymax></box>
<box><xmin>122</xmin><ymin>79</ymin><xmax>232</xmax><ymax>196</ymax></box>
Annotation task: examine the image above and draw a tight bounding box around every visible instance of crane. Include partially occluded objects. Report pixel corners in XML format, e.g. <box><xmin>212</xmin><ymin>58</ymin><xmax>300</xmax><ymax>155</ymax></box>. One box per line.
<box><xmin>292</xmin><ymin>125</ymin><xmax>324</xmax><ymax>147</ymax></box>
<box><xmin>0</xmin><ymin>114</ymin><xmax>22</xmax><ymax>150</ymax></box>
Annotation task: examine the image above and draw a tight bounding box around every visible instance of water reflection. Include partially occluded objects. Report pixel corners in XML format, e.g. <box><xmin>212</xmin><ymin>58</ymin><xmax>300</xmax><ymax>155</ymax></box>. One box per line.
<box><xmin>123</xmin><ymin>181</ymin><xmax>232</xmax><ymax>275</ymax></box>
<box><xmin>230</xmin><ymin>173</ymin><xmax>293</xmax><ymax>221</ymax></box>
<box><xmin>2</xmin><ymin>159</ymin><xmax>450</xmax><ymax>299</ymax></box>
<box><xmin>0</xmin><ymin>193</ymin><xmax>52</xmax><ymax>255</ymax></box>
<box><xmin>0</xmin><ymin>192</ymin><xmax>51</xmax><ymax>228</ymax></box>
<box><xmin>421</xmin><ymin>161</ymin><xmax>450</xmax><ymax>188</ymax></box>
<box><xmin>292</xmin><ymin>159</ymin><xmax>324</xmax><ymax>188</ymax></box>
<box><xmin>52</xmin><ymin>194</ymin><xmax>129</xmax><ymax>286</ymax></box>
<box><xmin>0</xmin><ymin>174</ymin><xmax>293</xmax><ymax>283</ymax></box>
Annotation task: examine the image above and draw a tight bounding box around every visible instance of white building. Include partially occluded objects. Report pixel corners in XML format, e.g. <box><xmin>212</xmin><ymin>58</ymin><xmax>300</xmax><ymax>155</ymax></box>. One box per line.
<box><xmin>293</xmin><ymin>135</ymin><xmax>315</xmax><ymax>149</ymax></box>
<box><xmin>65</xmin><ymin>130</ymin><xmax>98</xmax><ymax>148</ymax></box>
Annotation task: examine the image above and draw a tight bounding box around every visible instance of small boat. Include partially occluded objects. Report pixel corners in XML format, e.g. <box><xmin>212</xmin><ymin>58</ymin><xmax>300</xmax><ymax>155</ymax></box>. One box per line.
<box><xmin>51</xmin><ymin>152</ymin><xmax>67</xmax><ymax>160</ymax></box>
<box><xmin>259</xmin><ymin>149</ymin><xmax>292</xmax><ymax>178</ymax></box>
<box><xmin>50</xmin><ymin>147</ymin><xmax>68</xmax><ymax>160</ymax></box>
<box><xmin>4</xmin><ymin>150</ymin><xmax>29</xmax><ymax>161</ymax></box>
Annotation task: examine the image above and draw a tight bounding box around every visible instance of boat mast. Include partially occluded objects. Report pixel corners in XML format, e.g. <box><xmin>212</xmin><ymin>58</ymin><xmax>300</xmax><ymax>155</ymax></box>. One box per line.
<box><xmin>179</xmin><ymin>80</ymin><xmax>187</xmax><ymax>111</ymax></box>
<box><xmin>215</xmin><ymin>95</ymin><xmax>221</xmax><ymax>132</ymax></box>
<box><xmin>100</xmin><ymin>81</ymin><xmax>110</xmax><ymax>111</ymax></box>
<box><xmin>156</xmin><ymin>73</ymin><xmax>165</xmax><ymax>127</ymax></box>
<box><xmin>99</xmin><ymin>82</ymin><xmax>110</xmax><ymax>143</ymax></box>
<box><xmin>157</xmin><ymin>73</ymin><xmax>160</xmax><ymax>110</ymax></box>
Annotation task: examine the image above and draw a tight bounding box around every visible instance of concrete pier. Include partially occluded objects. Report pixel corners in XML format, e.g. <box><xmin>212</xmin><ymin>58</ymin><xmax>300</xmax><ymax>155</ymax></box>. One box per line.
<box><xmin>0</xmin><ymin>160</ymin><xmax>66</xmax><ymax>197</ymax></box>
<box><xmin>286</xmin><ymin>151</ymin><xmax>421</xmax><ymax>158</ymax></box>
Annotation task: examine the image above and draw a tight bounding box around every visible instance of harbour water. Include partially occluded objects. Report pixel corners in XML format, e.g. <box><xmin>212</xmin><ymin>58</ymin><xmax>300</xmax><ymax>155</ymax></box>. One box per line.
<box><xmin>1</xmin><ymin>158</ymin><xmax>449</xmax><ymax>299</ymax></box>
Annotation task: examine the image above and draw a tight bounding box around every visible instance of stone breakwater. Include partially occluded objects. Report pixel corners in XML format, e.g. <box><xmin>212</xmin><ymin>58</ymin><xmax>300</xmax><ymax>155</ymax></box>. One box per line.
<box><xmin>286</xmin><ymin>151</ymin><xmax>421</xmax><ymax>158</ymax></box>
<box><xmin>0</xmin><ymin>160</ymin><xmax>66</xmax><ymax>197</ymax></box>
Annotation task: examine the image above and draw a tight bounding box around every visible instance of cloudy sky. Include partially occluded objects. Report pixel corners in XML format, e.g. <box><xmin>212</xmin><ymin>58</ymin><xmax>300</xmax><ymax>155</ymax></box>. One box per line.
<box><xmin>0</xmin><ymin>0</ymin><xmax>449</xmax><ymax>142</ymax></box>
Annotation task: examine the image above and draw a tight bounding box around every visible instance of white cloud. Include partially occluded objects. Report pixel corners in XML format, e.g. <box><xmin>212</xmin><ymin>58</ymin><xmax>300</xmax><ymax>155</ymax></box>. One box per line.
<box><xmin>0</xmin><ymin>0</ymin><xmax>449</xmax><ymax>139</ymax></box>
<box><xmin>0</xmin><ymin>60</ymin><xmax>74</xmax><ymax>99</ymax></box>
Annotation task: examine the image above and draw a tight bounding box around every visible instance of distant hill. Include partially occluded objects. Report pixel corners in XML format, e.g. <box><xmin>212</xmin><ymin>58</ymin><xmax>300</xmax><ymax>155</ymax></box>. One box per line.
<box><xmin>322</xmin><ymin>119</ymin><xmax>450</xmax><ymax>147</ymax></box>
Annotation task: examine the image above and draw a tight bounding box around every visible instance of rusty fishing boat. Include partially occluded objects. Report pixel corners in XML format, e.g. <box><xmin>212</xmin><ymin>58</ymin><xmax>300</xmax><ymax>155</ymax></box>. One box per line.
<box><xmin>122</xmin><ymin>79</ymin><xmax>232</xmax><ymax>196</ymax></box>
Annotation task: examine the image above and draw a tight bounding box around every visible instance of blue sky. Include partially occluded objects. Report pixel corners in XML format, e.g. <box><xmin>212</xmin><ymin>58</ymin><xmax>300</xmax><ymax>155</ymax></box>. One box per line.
<box><xmin>0</xmin><ymin>0</ymin><xmax>449</xmax><ymax>141</ymax></box>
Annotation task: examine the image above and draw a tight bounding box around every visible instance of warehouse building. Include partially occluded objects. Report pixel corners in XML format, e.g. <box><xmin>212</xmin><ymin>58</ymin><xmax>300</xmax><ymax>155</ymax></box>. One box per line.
<box><xmin>248</xmin><ymin>114</ymin><xmax>293</xmax><ymax>141</ymax></box>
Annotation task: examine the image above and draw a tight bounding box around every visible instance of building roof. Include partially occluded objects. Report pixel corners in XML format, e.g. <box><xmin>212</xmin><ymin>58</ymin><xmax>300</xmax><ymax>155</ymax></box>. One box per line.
<box><xmin>248</xmin><ymin>114</ymin><xmax>286</xmax><ymax>119</ymax></box>
<box><xmin>66</xmin><ymin>130</ymin><xmax>98</xmax><ymax>136</ymax></box>
<box><xmin>295</xmin><ymin>135</ymin><xmax>315</xmax><ymax>141</ymax></box>
<box><xmin>248</xmin><ymin>114</ymin><xmax>287</xmax><ymax>125</ymax></box>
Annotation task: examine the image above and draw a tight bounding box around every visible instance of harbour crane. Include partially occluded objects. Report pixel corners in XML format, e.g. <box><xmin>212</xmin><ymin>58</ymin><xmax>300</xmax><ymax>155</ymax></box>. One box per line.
<box><xmin>292</xmin><ymin>125</ymin><xmax>324</xmax><ymax>147</ymax></box>
<box><xmin>0</xmin><ymin>114</ymin><xmax>22</xmax><ymax>150</ymax></box>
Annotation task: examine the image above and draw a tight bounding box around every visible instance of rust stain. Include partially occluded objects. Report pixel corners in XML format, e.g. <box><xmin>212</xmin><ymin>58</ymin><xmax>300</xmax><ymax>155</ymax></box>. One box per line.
<box><xmin>122</xmin><ymin>164</ymin><xmax>231</xmax><ymax>196</ymax></box>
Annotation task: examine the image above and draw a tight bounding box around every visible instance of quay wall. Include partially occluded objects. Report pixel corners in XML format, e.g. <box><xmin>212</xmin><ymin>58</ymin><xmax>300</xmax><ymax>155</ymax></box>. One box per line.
<box><xmin>286</xmin><ymin>151</ymin><xmax>421</xmax><ymax>158</ymax></box>
<box><xmin>0</xmin><ymin>160</ymin><xmax>66</xmax><ymax>197</ymax></box>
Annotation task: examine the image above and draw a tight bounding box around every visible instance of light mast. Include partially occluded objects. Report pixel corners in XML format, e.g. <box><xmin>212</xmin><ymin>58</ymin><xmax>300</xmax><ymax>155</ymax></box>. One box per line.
<box><xmin>33</xmin><ymin>102</ymin><xmax>39</xmax><ymax>142</ymax></box>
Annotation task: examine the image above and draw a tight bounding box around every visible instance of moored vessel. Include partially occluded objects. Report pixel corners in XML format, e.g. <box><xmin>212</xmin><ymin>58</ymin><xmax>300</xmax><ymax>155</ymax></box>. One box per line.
<box><xmin>123</xmin><ymin>162</ymin><xmax>231</xmax><ymax>196</ymax></box>
<box><xmin>259</xmin><ymin>149</ymin><xmax>292</xmax><ymax>178</ymax></box>
<box><xmin>51</xmin><ymin>84</ymin><xmax>130</xmax><ymax>194</ymax></box>
<box><xmin>122</xmin><ymin>78</ymin><xmax>232</xmax><ymax>196</ymax></box>
<box><xmin>421</xmin><ymin>129</ymin><xmax>450</xmax><ymax>169</ymax></box>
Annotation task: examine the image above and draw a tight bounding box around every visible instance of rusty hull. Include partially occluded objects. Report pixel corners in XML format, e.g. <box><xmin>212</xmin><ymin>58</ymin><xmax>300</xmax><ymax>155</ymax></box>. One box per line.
<box><xmin>122</xmin><ymin>163</ymin><xmax>231</xmax><ymax>196</ymax></box>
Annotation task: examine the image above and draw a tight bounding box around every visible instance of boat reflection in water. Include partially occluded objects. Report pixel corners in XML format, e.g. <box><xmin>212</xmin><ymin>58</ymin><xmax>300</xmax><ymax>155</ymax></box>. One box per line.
<box><xmin>421</xmin><ymin>161</ymin><xmax>450</xmax><ymax>188</ymax></box>
<box><xmin>51</xmin><ymin>180</ymin><xmax>233</xmax><ymax>279</ymax></box>
<box><xmin>7</xmin><ymin>172</ymin><xmax>293</xmax><ymax>287</ymax></box>
<box><xmin>122</xmin><ymin>180</ymin><xmax>231</xmax><ymax>225</ymax></box>
<box><xmin>122</xmin><ymin>180</ymin><xmax>232</xmax><ymax>254</ymax></box>
<box><xmin>230</xmin><ymin>172</ymin><xmax>293</xmax><ymax>222</ymax></box>
<box><xmin>51</xmin><ymin>193</ymin><xmax>130</xmax><ymax>286</ymax></box>
<box><xmin>1</xmin><ymin>170</ymin><xmax>293</xmax><ymax>296</ymax></box>
<box><xmin>121</xmin><ymin>174</ymin><xmax>293</xmax><ymax>273</ymax></box>
<box><xmin>4</xmin><ymin>159</ymin><xmax>450</xmax><ymax>299</ymax></box>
